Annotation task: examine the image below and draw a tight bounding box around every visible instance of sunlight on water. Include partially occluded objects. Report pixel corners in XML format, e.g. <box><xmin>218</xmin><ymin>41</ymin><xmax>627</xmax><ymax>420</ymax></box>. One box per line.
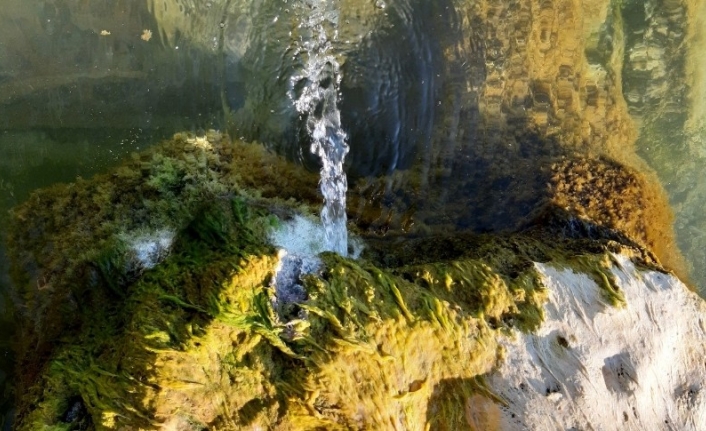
<box><xmin>289</xmin><ymin>0</ymin><xmax>349</xmax><ymax>256</ymax></box>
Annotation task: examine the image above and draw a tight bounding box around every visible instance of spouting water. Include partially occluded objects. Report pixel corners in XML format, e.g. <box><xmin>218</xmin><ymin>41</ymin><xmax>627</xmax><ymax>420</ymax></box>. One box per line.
<box><xmin>289</xmin><ymin>0</ymin><xmax>349</xmax><ymax>256</ymax></box>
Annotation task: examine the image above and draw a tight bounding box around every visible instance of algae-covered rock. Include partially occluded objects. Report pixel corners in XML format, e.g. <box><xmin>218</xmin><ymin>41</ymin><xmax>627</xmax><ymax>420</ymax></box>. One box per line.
<box><xmin>6</xmin><ymin>131</ymin><xmax>318</xmax><ymax>411</ymax></box>
<box><xmin>8</xmin><ymin>173</ymin><xmax>515</xmax><ymax>429</ymax></box>
<box><xmin>6</xmin><ymin>131</ymin><xmax>673</xmax><ymax>430</ymax></box>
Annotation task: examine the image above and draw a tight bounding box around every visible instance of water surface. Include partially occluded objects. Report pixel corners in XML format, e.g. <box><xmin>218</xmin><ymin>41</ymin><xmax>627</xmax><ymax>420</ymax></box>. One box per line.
<box><xmin>1</xmin><ymin>0</ymin><xmax>706</xmax><ymax>426</ymax></box>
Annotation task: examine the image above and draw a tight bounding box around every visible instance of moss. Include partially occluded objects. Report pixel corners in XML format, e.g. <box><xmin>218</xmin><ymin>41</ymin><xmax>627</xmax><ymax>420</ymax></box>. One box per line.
<box><xmin>7</xmin><ymin>131</ymin><xmax>673</xmax><ymax>430</ymax></box>
<box><xmin>278</xmin><ymin>254</ymin><xmax>504</xmax><ymax>430</ymax></box>
<box><xmin>561</xmin><ymin>253</ymin><xmax>626</xmax><ymax>307</ymax></box>
<box><xmin>15</xmin><ymin>195</ymin><xmax>278</xmax><ymax>430</ymax></box>
<box><xmin>16</xmin><ymin>221</ymin><xmax>650</xmax><ymax>429</ymax></box>
<box><xmin>15</xmin><ymin>222</ymin><xmax>507</xmax><ymax>429</ymax></box>
<box><xmin>347</xmin><ymin>149</ymin><xmax>686</xmax><ymax>294</ymax></box>
<box><xmin>361</xmin><ymin>216</ymin><xmax>668</xmax><ymax>317</ymax></box>
<box><xmin>5</xmin><ymin>131</ymin><xmax>319</xmax><ymax>428</ymax></box>
<box><xmin>10</xmin><ymin>190</ymin><xmax>545</xmax><ymax>429</ymax></box>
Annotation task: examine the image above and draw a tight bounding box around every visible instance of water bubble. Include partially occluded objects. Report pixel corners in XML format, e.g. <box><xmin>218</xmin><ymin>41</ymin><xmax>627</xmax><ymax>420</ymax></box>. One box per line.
<box><xmin>375</xmin><ymin>0</ymin><xmax>386</xmax><ymax>9</ymax></box>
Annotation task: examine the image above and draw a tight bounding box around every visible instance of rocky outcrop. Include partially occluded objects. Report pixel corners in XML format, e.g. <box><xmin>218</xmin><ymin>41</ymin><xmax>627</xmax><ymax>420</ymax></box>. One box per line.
<box><xmin>6</xmin><ymin>131</ymin><xmax>693</xmax><ymax>430</ymax></box>
<box><xmin>3</xmin><ymin>0</ymin><xmax>705</xmax><ymax>429</ymax></box>
<box><xmin>5</xmin><ymin>132</ymin><xmax>318</xmax><ymax>401</ymax></box>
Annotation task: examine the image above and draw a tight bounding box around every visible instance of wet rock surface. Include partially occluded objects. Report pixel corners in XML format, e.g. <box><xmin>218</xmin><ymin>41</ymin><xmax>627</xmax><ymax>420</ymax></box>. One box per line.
<box><xmin>619</xmin><ymin>0</ymin><xmax>706</xmax><ymax>289</ymax></box>
<box><xmin>4</xmin><ymin>131</ymin><xmax>674</xmax><ymax>430</ymax></box>
<box><xmin>486</xmin><ymin>255</ymin><xmax>706</xmax><ymax>430</ymax></box>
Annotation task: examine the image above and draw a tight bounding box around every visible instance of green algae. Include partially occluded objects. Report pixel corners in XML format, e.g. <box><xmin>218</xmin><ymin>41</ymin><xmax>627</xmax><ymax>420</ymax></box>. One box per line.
<box><xmin>558</xmin><ymin>253</ymin><xmax>627</xmax><ymax>307</ymax></box>
<box><xmin>15</xmin><ymin>219</ymin><xmax>511</xmax><ymax>429</ymax></box>
<box><xmin>5</xmin><ymin>131</ymin><xmax>317</xmax><ymax>428</ymax></box>
<box><xmin>16</xmin><ymin>196</ymin><xmax>278</xmax><ymax>430</ymax></box>
<box><xmin>5</xmin><ymin>131</ymin><xmax>671</xmax><ymax>430</ymax></box>
<box><xmin>282</xmin><ymin>255</ymin><xmax>505</xmax><ymax>429</ymax></box>
<box><xmin>14</xmin><ymin>222</ymin><xmax>642</xmax><ymax>429</ymax></box>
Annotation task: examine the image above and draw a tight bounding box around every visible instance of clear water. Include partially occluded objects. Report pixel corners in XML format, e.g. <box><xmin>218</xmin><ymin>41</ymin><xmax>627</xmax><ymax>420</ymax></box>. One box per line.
<box><xmin>289</xmin><ymin>0</ymin><xmax>349</xmax><ymax>256</ymax></box>
<box><xmin>1</xmin><ymin>0</ymin><xmax>705</xmax><ymax>426</ymax></box>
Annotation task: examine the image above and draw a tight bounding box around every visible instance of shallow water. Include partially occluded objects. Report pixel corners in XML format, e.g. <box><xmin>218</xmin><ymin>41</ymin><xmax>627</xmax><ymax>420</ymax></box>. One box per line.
<box><xmin>1</xmin><ymin>0</ymin><xmax>705</xmax><ymax>426</ymax></box>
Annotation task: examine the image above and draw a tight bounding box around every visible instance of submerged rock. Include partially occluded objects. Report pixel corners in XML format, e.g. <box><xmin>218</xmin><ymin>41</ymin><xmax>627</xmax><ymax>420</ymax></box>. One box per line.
<box><xmin>5</xmin><ymin>131</ymin><xmax>319</xmax><ymax>414</ymax></box>
<box><xmin>7</xmin><ymin>130</ymin><xmax>701</xmax><ymax>430</ymax></box>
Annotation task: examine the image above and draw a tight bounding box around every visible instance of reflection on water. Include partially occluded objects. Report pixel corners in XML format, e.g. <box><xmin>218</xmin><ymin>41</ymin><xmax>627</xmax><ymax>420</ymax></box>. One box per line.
<box><xmin>620</xmin><ymin>0</ymin><xmax>706</xmax><ymax>287</ymax></box>
<box><xmin>1</xmin><ymin>0</ymin><xmax>706</xmax><ymax>427</ymax></box>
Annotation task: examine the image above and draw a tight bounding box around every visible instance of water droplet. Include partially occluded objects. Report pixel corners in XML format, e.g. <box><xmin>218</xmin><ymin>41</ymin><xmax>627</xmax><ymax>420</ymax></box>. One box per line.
<box><xmin>375</xmin><ymin>0</ymin><xmax>386</xmax><ymax>9</ymax></box>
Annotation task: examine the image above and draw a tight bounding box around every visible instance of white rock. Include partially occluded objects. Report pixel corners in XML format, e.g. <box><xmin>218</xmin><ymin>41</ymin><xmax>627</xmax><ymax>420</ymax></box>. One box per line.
<box><xmin>490</xmin><ymin>254</ymin><xmax>706</xmax><ymax>430</ymax></box>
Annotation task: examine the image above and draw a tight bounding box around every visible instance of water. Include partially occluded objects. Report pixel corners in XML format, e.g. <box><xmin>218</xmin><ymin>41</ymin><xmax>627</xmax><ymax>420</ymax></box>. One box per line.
<box><xmin>288</xmin><ymin>0</ymin><xmax>349</xmax><ymax>256</ymax></box>
<box><xmin>1</xmin><ymin>0</ymin><xmax>706</xmax><ymax>427</ymax></box>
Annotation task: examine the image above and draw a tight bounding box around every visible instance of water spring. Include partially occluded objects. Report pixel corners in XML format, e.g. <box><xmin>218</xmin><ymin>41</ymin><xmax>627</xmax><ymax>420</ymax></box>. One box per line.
<box><xmin>289</xmin><ymin>0</ymin><xmax>349</xmax><ymax>256</ymax></box>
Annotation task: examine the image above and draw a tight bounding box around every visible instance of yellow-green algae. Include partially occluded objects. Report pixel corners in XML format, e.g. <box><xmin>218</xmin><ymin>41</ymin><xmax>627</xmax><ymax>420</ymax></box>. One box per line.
<box><xmin>6</xmin><ymin>132</ymin><xmax>669</xmax><ymax>430</ymax></box>
<box><xmin>13</xmin><ymin>222</ymin><xmax>534</xmax><ymax>430</ymax></box>
<box><xmin>6</xmin><ymin>131</ymin><xmax>317</xmax><ymax>385</ymax></box>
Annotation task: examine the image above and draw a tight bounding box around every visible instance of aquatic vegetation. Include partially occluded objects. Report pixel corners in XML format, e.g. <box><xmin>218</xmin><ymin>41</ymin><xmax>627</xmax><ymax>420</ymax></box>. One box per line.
<box><xmin>345</xmin><ymin>151</ymin><xmax>686</xmax><ymax>290</ymax></box>
<box><xmin>120</xmin><ymin>229</ymin><xmax>176</xmax><ymax>272</ymax></box>
<box><xmin>11</xmin><ymin>222</ymin><xmax>523</xmax><ymax>429</ymax></box>
<box><xmin>1</xmin><ymin>0</ymin><xmax>703</xmax><ymax>428</ymax></box>
<box><xmin>548</xmin><ymin>156</ymin><xmax>688</xmax><ymax>282</ymax></box>
<box><xmin>5</xmin><ymin>131</ymin><xmax>318</xmax><ymax>410</ymax></box>
<box><xmin>7</xmin><ymin>132</ymin><xmax>670</xmax><ymax>429</ymax></box>
<box><xmin>5</xmin><ymin>129</ymin><xmax>667</xmax><ymax>429</ymax></box>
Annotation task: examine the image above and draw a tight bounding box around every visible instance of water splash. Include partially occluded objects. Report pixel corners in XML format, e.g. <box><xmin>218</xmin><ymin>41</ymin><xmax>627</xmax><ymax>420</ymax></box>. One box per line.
<box><xmin>289</xmin><ymin>0</ymin><xmax>349</xmax><ymax>256</ymax></box>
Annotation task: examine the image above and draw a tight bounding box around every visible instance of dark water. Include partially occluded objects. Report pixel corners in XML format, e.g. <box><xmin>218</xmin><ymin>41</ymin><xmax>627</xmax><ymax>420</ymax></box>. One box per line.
<box><xmin>0</xmin><ymin>0</ymin><xmax>704</xmax><ymax>427</ymax></box>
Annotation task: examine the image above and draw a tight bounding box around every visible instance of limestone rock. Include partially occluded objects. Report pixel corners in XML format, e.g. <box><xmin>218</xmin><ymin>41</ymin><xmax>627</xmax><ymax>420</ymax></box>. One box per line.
<box><xmin>486</xmin><ymin>254</ymin><xmax>706</xmax><ymax>430</ymax></box>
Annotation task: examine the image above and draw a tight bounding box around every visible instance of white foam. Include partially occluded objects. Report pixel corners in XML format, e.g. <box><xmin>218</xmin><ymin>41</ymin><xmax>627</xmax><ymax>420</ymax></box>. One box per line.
<box><xmin>269</xmin><ymin>215</ymin><xmax>327</xmax><ymax>256</ymax></box>
<box><xmin>124</xmin><ymin>229</ymin><xmax>175</xmax><ymax>271</ymax></box>
<box><xmin>269</xmin><ymin>215</ymin><xmax>363</xmax><ymax>259</ymax></box>
<box><xmin>267</xmin><ymin>215</ymin><xmax>364</xmax><ymax>312</ymax></box>
<box><xmin>267</xmin><ymin>216</ymin><xmax>324</xmax><ymax>312</ymax></box>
